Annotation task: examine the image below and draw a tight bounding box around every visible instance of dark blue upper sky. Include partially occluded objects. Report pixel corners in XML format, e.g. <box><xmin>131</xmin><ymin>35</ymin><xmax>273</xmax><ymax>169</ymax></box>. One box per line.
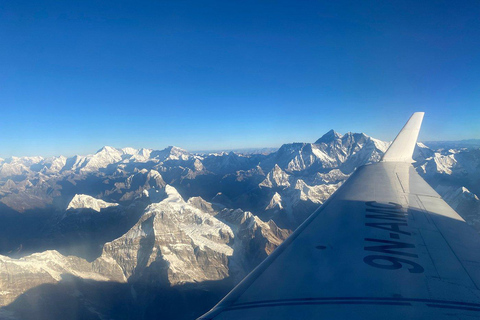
<box><xmin>1</xmin><ymin>0</ymin><xmax>479</xmax><ymax>156</ymax></box>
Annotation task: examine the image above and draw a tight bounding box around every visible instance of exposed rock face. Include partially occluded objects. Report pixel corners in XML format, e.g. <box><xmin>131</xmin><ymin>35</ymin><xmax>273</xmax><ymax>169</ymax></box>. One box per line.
<box><xmin>100</xmin><ymin>185</ymin><xmax>235</xmax><ymax>285</ymax></box>
<box><xmin>291</xmin><ymin>179</ymin><xmax>340</xmax><ymax>204</ymax></box>
<box><xmin>259</xmin><ymin>164</ymin><xmax>291</xmax><ymax>189</ymax></box>
<box><xmin>0</xmin><ymin>184</ymin><xmax>290</xmax><ymax>309</ymax></box>
<box><xmin>216</xmin><ymin>208</ymin><xmax>291</xmax><ymax>275</ymax></box>
<box><xmin>0</xmin><ymin>131</ymin><xmax>479</xmax><ymax>320</ymax></box>
<box><xmin>0</xmin><ymin>132</ymin><xmax>388</xmax><ymax>218</ymax></box>
<box><xmin>115</xmin><ymin>169</ymin><xmax>167</xmax><ymax>201</ymax></box>
<box><xmin>98</xmin><ymin>185</ymin><xmax>291</xmax><ymax>285</ymax></box>
<box><xmin>266</xmin><ymin>192</ymin><xmax>283</xmax><ymax>211</ymax></box>
<box><xmin>262</xmin><ymin>131</ymin><xmax>389</xmax><ymax>174</ymax></box>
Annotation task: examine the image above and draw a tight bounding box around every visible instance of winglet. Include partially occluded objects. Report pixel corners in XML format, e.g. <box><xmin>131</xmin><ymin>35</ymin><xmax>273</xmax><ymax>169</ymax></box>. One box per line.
<box><xmin>381</xmin><ymin>112</ymin><xmax>425</xmax><ymax>163</ymax></box>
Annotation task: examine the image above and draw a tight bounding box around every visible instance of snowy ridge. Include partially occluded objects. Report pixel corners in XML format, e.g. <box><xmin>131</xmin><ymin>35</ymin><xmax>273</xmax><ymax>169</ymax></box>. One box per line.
<box><xmin>263</xmin><ymin>131</ymin><xmax>389</xmax><ymax>174</ymax></box>
<box><xmin>0</xmin><ymin>250</ymin><xmax>125</xmax><ymax>306</ymax></box>
<box><xmin>1</xmin><ymin>129</ymin><xmax>480</xmax><ymax>316</ymax></box>
<box><xmin>100</xmin><ymin>185</ymin><xmax>235</xmax><ymax>284</ymax></box>
<box><xmin>266</xmin><ymin>192</ymin><xmax>283</xmax><ymax>210</ymax></box>
<box><xmin>67</xmin><ymin>194</ymin><xmax>119</xmax><ymax>212</ymax></box>
<box><xmin>292</xmin><ymin>179</ymin><xmax>340</xmax><ymax>204</ymax></box>
<box><xmin>259</xmin><ymin>164</ymin><xmax>291</xmax><ymax>188</ymax></box>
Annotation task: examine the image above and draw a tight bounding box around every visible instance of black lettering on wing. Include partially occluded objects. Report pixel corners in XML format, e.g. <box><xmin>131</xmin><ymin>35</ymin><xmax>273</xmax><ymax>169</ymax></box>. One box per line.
<box><xmin>364</xmin><ymin>238</ymin><xmax>418</xmax><ymax>258</ymax></box>
<box><xmin>366</xmin><ymin>208</ymin><xmax>407</xmax><ymax>221</ymax></box>
<box><xmin>364</xmin><ymin>255</ymin><xmax>424</xmax><ymax>273</ymax></box>
<box><xmin>365</xmin><ymin>222</ymin><xmax>411</xmax><ymax>235</ymax></box>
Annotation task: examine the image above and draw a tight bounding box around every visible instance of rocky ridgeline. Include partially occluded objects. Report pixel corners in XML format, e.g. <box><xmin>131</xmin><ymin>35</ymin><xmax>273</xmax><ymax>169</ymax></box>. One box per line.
<box><xmin>0</xmin><ymin>130</ymin><xmax>479</xmax><ymax>318</ymax></box>
<box><xmin>0</xmin><ymin>183</ymin><xmax>290</xmax><ymax>307</ymax></box>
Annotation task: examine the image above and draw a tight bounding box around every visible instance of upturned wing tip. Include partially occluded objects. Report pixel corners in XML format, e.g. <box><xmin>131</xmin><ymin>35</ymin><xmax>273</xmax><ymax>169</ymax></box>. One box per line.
<box><xmin>381</xmin><ymin>112</ymin><xmax>425</xmax><ymax>163</ymax></box>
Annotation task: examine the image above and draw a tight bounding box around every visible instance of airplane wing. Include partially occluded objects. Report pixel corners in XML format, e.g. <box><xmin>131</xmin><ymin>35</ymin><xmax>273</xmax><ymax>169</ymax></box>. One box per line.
<box><xmin>199</xmin><ymin>112</ymin><xmax>480</xmax><ymax>320</ymax></box>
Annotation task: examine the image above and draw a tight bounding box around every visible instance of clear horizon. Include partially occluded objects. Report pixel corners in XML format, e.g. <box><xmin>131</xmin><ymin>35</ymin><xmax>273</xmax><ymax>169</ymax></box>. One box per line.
<box><xmin>1</xmin><ymin>129</ymin><xmax>478</xmax><ymax>159</ymax></box>
<box><xmin>1</xmin><ymin>1</ymin><xmax>479</xmax><ymax>157</ymax></box>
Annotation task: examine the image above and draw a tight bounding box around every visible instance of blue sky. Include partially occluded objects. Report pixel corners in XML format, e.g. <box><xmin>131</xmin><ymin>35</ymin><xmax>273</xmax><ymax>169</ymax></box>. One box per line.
<box><xmin>1</xmin><ymin>1</ymin><xmax>479</xmax><ymax>157</ymax></box>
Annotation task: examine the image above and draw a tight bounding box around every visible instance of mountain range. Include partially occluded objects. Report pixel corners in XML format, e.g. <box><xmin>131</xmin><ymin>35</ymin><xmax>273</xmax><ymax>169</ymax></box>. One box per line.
<box><xmin>0</xmin><ymin>130</ymin><xmax>479</xmax><ymax>320</ymax></box>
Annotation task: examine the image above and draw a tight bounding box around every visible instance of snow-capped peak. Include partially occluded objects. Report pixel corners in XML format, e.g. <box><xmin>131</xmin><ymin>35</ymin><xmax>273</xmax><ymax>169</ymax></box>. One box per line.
<box><xmin>259</xmin><ymin>164</ymin><xmax>291</xmax><ymax>188</ymax></box>
<box><xmin>460</xmin><ymin>187</ymin><xmax>480</xmax><ymax>201</ymax></box>
<box><xmin>121</xmin><ymin>147</ymin><xmax>138</xmax><ymax>155</ymax></box>
<box><xmin>266</xmin><ymin>192</ymin><xmax>283</xmax><ymax>210</ymax></box>
<box><xmin>150</xmin><ymin>146</ymin><xmax>191</xmax><ymax>162</ymax></box>
<box><xmin>67</xmin><ymin>194</ymin><xmax>119</xmax><ymax>212</ymax></box>
<box><xmin>96</xmin><ymin>146</ymin><xmax>121</xmax><ymax>155</ymax></box>
<box><xmin>315</xmin><ymin>129</ymin><xmax>343</xmax><ymax>144</ymax></box>
<box><xmin>417</xmin><ymin>142</ymin><xmax>429</xmax><ymax>149</ymax></box>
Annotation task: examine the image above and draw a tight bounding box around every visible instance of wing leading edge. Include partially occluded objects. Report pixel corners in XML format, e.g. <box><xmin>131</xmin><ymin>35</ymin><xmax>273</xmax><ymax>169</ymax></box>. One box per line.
<box><xmin>199</xmin><ymin>113</ymin><xmax>480</xmax><ymax>320</ymax></box>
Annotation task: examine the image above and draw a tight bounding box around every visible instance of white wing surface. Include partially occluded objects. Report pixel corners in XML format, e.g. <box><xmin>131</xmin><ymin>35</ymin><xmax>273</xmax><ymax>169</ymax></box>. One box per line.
<box><xmin>199</xmin><ymin>113</ymin><xmax>480</xmax><ymax>320</ymax></box>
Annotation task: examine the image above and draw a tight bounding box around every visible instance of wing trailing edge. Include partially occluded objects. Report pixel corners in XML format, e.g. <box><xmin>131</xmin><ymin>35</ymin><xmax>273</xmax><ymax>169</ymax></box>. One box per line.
<box><xmin>382</xmin><ymin>112</ymin><xmax>424</xmax><ymax>163</ymax></box>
